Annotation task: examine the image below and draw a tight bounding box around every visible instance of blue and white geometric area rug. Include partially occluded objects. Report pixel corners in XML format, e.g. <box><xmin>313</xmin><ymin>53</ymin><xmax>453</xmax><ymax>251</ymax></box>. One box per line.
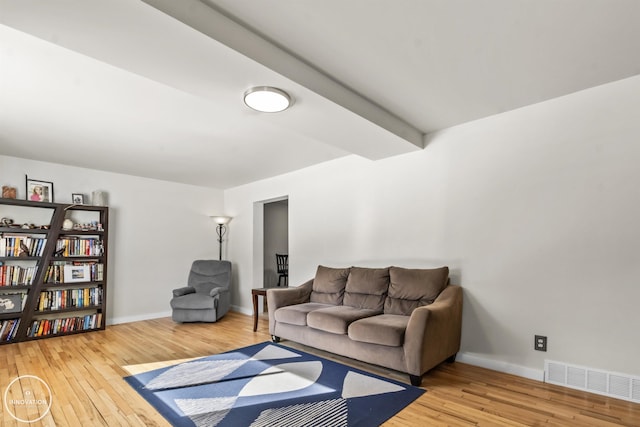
<box><xmin>124</xmin><ymin>342</ymin><xmax>424</xmax><ymax>427</ymax></box>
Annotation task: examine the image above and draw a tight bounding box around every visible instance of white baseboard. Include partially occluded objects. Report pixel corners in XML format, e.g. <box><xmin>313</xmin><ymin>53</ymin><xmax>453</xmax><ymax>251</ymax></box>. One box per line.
<box><xmin>231</xmin><ymin>305</ymin><xmax>253</xmax><ymax>316</ymax></box>
<box><xmin>107</xmin><ymin>310</ymin><xmax>172</xmax><ymax>325</ymax></box>
<box><xmin>457</xmin><ymin>352</ymin><xmax>544</xmax><ymax>382</ymax></box>
<box><xmin>109</xmin><ymin>307</ymin><xmax>253</xmax><ymax>325</ymax></box>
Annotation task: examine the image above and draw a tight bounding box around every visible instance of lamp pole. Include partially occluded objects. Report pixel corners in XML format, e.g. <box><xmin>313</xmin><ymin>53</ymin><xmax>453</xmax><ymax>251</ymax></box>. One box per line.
<box><xmin>216</xmin><ymin>223</ymin><xmax>226</xmax><ymax>261</ymax></box>
<box><xmin>211</xmin><ymin>216</ymin><xmax>232</xmax><ymax>260</ymax></box>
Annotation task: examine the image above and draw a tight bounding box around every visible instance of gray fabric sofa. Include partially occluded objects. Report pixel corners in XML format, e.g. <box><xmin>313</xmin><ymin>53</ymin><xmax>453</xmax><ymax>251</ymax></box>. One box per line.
<box><xmin>268</xmin><ymin>265</ymin><xmax>462</xmax><ymax>386</ymax></box>
<box><xmin>170</xmin><ymin>260</ymin><xmax>231</xmax><ymax>323</ymax></box>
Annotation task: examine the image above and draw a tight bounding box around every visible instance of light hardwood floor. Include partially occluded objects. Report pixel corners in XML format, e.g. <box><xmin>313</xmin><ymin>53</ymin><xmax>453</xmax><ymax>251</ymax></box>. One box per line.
<box><xmin>1</xmin><ymin>311</ymin><xmax>638</xmax><ymax>426</ymax></box>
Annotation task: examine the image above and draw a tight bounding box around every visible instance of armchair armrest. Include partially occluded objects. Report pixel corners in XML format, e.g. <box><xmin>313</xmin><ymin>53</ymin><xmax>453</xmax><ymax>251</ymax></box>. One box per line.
<box><xmin>267</xmin><ymin>279</ymin><xmax>313</xmax><ymax>335</ymax></box>
<box><xmin>172</xmin><ymin>286</ymin><xmax>196</xmax><ymax>297</ymax></box>
<box><xmin>209</xmin><ymin>287</ymin><xmax>229</xmax><ymax>297</ymax></box>
<box><xmin>403</xmin><ymin>285</ymin><xmax>463</xmax><ymax>376</ymax></box>
<box><xmin>212</xmin><ymin>287</ymin><xmax>230</xmax><ymax>318</ymax></box>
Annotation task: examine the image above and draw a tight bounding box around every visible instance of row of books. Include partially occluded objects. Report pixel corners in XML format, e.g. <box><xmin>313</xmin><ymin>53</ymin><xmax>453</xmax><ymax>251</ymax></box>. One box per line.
<box><xmin>1</xmin><ymin>261</ymin><xmax>105</xmax><ymax>286</ymax></box>
<box><xmin>0</xmin><ymin>319</ymin><xmax>20</xmax><ymax>342</ymax></box>
<box><xmin>0</xmin><ymin>236</ymin><xmax>46</xmax><ymax>257</ymax></box>
<box><xmin>27</xmin><ymin>313</ymin><xmax>103</xmax><ymax>338</ymax></box>
<box><xmin>0</xmin><ymin>265</ymin><xmax>38</xmax><ymax>286</ymax></box>
<box><xmin>0</xmin><ymin>236</ymin><xmax>105</xmax><ymax>259</ymax></box>
<box><xmin>36</xmin><ymin>287</ymin><xmax>102</xmax><ymax>311</ymax></box>
<box><xmin>44</xmin><ymin>262</ymin><xmax>104</xmax><ymax>284</ymax></box>
<box><xmin>55</xmin><ymin>238</ymin><xmax>104</xmax><ymax>257</ymax></box>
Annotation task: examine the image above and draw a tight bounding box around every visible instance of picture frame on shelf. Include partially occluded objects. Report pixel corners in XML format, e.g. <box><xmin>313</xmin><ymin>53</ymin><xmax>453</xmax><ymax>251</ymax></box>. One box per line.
<box><xmin>2</xmin><ymin>186</ymin><xmax>17</xmax><ymax>199</ymax></box>
<box><xmin>63</xmin><ymin>265</ymin><xmax>91</xmax><ymax>283</ymax></box>
<box><xmin>0</xmin><ymin>294</ymin><xmax>23</xmax><ymax>314</ymax></box>
<box><xmin>72</xmin><ymin>193</ymin><xmax>85</xmax><ymax>204</ymax></box>
<box><xmin>25</xmin><ymin>177</ymin><xmax>54</xmax><ymax>203</ymax></box>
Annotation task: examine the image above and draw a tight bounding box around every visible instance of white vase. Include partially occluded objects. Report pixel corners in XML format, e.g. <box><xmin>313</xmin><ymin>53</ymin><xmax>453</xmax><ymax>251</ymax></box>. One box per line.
<box><xmin>91</xmin><ymin>191</ymin><xmax>107</xmax><ymax>206</ymax></box>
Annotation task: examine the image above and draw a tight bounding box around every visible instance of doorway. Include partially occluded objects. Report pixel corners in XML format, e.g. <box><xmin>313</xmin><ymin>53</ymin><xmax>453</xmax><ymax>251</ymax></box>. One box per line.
<box><xmin>262</xmin><ymin>198</ymin><xmax>288</xmax><ymax>288</ymax></box>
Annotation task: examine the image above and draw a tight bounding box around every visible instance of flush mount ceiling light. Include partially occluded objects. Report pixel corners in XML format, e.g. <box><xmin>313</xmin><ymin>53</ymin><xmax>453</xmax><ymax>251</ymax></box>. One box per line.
<box><xmin>244</xmin><ymin>86</ymin><xmax>292</xmax><ymax>112</ymax></box>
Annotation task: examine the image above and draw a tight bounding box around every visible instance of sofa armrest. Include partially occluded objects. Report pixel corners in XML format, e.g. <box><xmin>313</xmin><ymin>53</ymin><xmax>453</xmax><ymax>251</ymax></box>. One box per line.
<box><xmin>403</xmin><ymin>284</ymin><xmax>463</xmax><ymax>376</ymax></box>
<box><xmin>172</xmin><ymin>286</ymin><xmax>195</xmax><ymax>297</ymax></box>
<box><xmin>267</xmin><ymin>279</ymin><xmax>313</xmax><ymax>310</ymax></box>
<box><xmin>267</xmin><ymin>279</ymin><xmax>313</xmax><ymax>335</ymax></box>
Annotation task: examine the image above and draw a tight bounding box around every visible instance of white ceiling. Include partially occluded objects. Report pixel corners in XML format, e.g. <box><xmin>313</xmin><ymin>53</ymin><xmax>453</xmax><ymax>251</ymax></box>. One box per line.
<box><xmin>1</xmin><ymin>0</ymin><xmax>639</xmax><ymax>189</ymax></box>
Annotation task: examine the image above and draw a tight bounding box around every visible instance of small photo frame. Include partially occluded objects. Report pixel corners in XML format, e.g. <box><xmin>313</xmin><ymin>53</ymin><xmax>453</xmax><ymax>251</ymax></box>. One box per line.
<box><xmin>25</xmin><ymin>177</ymin><xmax>54</xmax><ymax>203</ymax></box>
<box><xmin>72</xmin><ymin>193</ymin><xmax>85</xmax><ymax>204</ymax></box>
<box><xmin>0</xmin><ymin>294</ymin><xmax>23</xmax><ymax>314</ymax></box>
<box><xmin>2</xmin><ymin>186</ymin><xmax>17</xmax><ymax>199</ymax></box>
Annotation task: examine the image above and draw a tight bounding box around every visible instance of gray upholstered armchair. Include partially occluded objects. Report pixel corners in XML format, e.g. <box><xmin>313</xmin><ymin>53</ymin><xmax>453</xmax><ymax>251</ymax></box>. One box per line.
<box><xmin>170</xmin><ymin>260</ymin><xmax>232</xmax><ymax>323</ymax></box>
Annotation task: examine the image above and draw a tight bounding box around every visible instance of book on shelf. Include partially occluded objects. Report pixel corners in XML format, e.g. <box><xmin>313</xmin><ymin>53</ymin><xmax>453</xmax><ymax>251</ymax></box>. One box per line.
<box><xmin>28</xmin><ymin>313</ymin><xmax>102</xmax><ymax>338</ymax></box>
<box><xmin>0</xmin><ymin>321</ymin><xmax>7</xmax><ymax>340</ymax></box>
<box><xmin>44</xmin><ymin>261</ymin><xmax>104</xmax><ymax>284</ymax></box>
<box><xmin>0</xmin><ymin>265</ymin><xmax>38</xmax><ymax>286</ymax></box>
<box><xmin>55</xmin><ymin>237</ymin><xmax>104</xmax><ymax>257</ymax></box>
<box><xmin>36</xmin><ymin>287</ymin><xmax>102</xmax><ymax>311</ymax></box>
<box><xmin>0</xmin><ymin>318</ymin><xmax>20</xmax><ymax>342</ymax></box>
<box><xmin>0</xmin><ymin>235</ymin><xmax>47</xmax><ymax>257</ymax></box>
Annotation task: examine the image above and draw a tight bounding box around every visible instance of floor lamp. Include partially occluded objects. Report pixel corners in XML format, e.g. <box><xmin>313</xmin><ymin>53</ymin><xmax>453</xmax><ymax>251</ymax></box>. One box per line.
<box><xmin>211</xmin><ymin>216</ymin><xmax>232</xmax><ymax>260</ymax></box>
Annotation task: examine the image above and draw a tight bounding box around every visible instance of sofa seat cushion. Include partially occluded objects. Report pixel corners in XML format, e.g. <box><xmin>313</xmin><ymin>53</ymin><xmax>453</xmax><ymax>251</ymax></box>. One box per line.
<box><xmin>170</xmin><ymin>293</ymin><xmax>214</xmax><ymax>310</ymax></box>
<box><xmin>307</xmin><ymin>306</ymin><xmax>380</xmax><ymax>335</ymax></box>
<box><xmin>343</xmin><ymin>267</ymin><xmax>390</xmax><ymax>311</ymax></box>
<box><xmin>384</xmin><ymin>266</ymin><xmax>449</xmax><ymax>315</ymax></box>
<box><xmin>348</xmin><ymin>314</ymin><xmax>409</xmax><ymax>347</ymax></box>
<box><xmin>309</xmin><ymin>266</ymin><xmax>350</xmax><ymax>305</ymax></box>
<box><xmin>274</xmin><ymin>303</ymin><xmax>333</xmax><ymax>326</ymax></box>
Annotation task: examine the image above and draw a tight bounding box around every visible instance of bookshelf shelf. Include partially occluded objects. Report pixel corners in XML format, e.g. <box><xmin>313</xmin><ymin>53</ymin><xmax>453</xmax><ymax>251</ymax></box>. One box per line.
<box><xmin>58</xmin><ymin>230</ymin><xmax>105</xmax><ymax>236</ymax></box>
<box><xmin>22</xmin><ymin>327</ymin><xmax>102</xmax><ymax>342</ymax></box>
<box><xmin>0</xmin><ymin>228</ymin><xmax>49</xmax><ymax>235</ymax></box>
<box><xmin>41</xmin><ymin>281</ymin><xmax>104</xmax><ymax>288</ymax></box>
<box><xmin>0</xmin><ymin>284</ymin><xmax>31</xmax><ymax>290</ymax></box>
<box><xmin>0</xmin><ymin>256</ymin><xmax>41</xmax><ymax>262</ymax></box>
<box><xmin>0</xmin><ymin>198</ymin><xmax>108</xmax><ymax>344</ymax></box>
<box><xmin>34</xmin><ymin>305</ymin><xmax>103</xmax><ymax>315</ymax></box>
<box><xmin>0</xmin><ymin>313</ymin><xmax>21</xmax><ymax>321</ymax></box>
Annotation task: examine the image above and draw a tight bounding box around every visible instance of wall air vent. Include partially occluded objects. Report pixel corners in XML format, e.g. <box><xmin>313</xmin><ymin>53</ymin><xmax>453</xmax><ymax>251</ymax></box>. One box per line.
<box><xmin>632</xmin><ymin>378</ymin><xmax>640</xmax><ymax>402</ymax></box>
<box><xmin>544</xmin><ymin>360</ymin><xmax>640</xmax><ymax>403</ymax></box>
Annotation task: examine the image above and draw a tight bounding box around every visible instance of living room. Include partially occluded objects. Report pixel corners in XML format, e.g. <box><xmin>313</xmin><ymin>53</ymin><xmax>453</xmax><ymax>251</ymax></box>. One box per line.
<box><xmin>1</xmin><ymin>1</ymin><xmax>639</xmax><ymax>425</ymax></box>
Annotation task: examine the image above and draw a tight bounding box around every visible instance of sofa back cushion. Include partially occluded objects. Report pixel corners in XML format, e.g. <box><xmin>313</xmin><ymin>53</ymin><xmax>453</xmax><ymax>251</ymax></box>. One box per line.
<box><xmin>384</xmin><ymin>266</ymin><xmax>449</xmax><ymax>315</ymax></box>
<box><xmin>309</xmin><ymin>265</ymin><xmax>350</xmax><ymax>305</ymax></box>
<box><xmin>342</xmin><ymin>267</ymin><xmax>390</xmax><ymax>311</ymax></box>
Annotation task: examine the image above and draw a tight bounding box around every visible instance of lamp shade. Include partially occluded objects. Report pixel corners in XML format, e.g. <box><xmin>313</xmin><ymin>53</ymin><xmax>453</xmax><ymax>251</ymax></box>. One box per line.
<box><xmin>211</xmin><ymin>216</ymin><xmax>232</xmax><ymax>225</ymax></box>
<box><xmin>244</xmin><ymin>86</ymin><xmax>291</xmax><ymax>112</ymax></box>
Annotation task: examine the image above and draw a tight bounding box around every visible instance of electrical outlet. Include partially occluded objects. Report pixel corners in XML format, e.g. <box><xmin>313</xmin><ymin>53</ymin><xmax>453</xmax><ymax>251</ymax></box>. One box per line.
<box><xmin>535</xmin><ymin>335</ymin><xmax>547</xmax><ymax>352</ymax></box>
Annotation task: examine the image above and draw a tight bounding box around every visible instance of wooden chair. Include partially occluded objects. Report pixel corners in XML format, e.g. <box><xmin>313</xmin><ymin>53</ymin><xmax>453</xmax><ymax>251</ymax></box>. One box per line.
<box><xmin>276</xmin><ymin>254</ymin><xmax>288</xmax><ymax>287</ymax></box>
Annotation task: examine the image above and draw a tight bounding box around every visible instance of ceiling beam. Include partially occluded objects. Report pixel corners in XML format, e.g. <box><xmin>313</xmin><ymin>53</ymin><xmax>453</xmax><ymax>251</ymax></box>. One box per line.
<box><xmin>141</xmin><ymin>0</ymin><xmax>424</xmax><ymax>158</ymax></box>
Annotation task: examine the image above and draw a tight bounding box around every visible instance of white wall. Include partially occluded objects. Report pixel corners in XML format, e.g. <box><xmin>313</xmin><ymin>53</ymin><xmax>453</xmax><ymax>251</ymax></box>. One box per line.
<box><xmin>225</xmin><ymin>75</ymin><xmax>640</xmax><ymax>378</ymax></box>
<box><xmin>0</xmin><ymin>156</ymin><xmax>223</xmax><ymax>324</ymax></box>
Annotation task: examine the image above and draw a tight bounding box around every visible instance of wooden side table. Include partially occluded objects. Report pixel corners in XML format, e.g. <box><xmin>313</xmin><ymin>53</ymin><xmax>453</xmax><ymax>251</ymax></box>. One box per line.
<box><xmin>251</xmin><ymin>287</ymin><xmax>268</xmax><ymax>332</ymax></box>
